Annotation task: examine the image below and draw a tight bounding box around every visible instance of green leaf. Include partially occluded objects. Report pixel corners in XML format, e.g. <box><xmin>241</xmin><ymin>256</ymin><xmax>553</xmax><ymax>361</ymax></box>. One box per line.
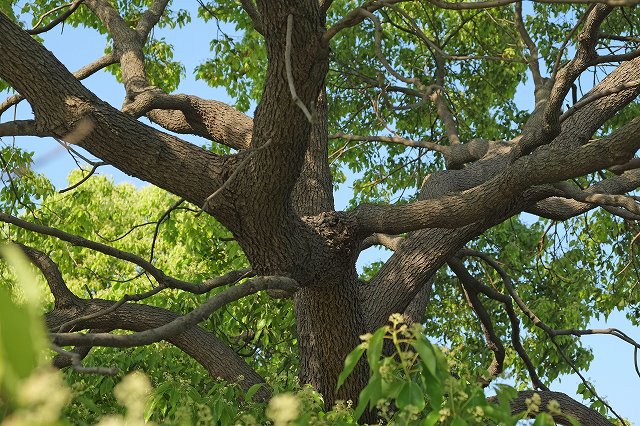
<box><xmin>366</xmin><ymin>327</ymin><xmax>386</xmax><ymax>372</ymax></box>
<box><xmin>422</xmin><ymin>410</ymin><xmax>440</xmax><ymax>426</ymax></box>
<box><xmin>533</xmin><ymin>412</ymin><xmax>555</xmax><ymax>426</ymax></box>
<box><xmin>336</xmin><ymin>345</ymin><xmax>365</xmax><ymax>390</ymax></box>
<box><xmin>245</xmin><ymin>383</ymin><xmax>264</xmax><ymax>402</ymax></box>
<box><xmin>396</xmin><ymin>381</ymin><xmax>425</xmax><ymax>411</ymax></box>
<box><xmin>0</xmin><ymin>243</ymin><xmax>48</xmax><ymax>402</ymax></box>
<box><xmin>451</xmin><ymin>417</ymin><xmax>468</xmax><ymax>426</ymax></box>
<box><xmin>413</xmin><ymin>337</ymin><xmax>438</xmax><ymax>378</ymax></box>
<box><xmin>354</xmin><ymin>374</ymin><xmax>381</xmax><ymax>420</ymax></box>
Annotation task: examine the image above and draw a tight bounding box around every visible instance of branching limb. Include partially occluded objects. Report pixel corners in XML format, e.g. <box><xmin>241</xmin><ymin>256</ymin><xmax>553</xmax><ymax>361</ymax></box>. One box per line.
<box><xmin>0</xmin><ymin>52</ymin><xmax>116</xmax><ymax>117</ymax></box>
<box><xmin>50</xmin><ymin>343</ymin><xmax>118</xmax><ymax>375</ymax></box>
<box><xmin>528</xmin><ymin>168</ymin><xmax>640</xmax><ymax>220</ymax></box>
<box><xmin>553</xmin><ymin>180</ymin><xmax>640</xmax><ymax>217</ymax></box>
<box><xmin>551</xmin><ymin>5</ymin><xmax>594</xmax><ymax>80</ymax></box>
<box><xmin>449</xmin><ymin>256</ymin><xmax>547</xmax><ymax>390</ymax></box>
<box><xmin>349</xmin><ymin>115</ymin><xmax>640</xmax><ymax>236</ymax></box>
<box><xmin>122</xmin><ymin>91</ymin><xmax>253</xmax><ymax>150</ymax></box>
<box><xmin>1</xmin><ymin>212</ymin><xmax>247</xmax><ymax>294</ymax></box>
<box><xmin>59</xmin><ymin>162</ymin><xmax>107</xmax><ymax>193</ymax></box>
<box><xmin>51</xmin><ymin>276</ymin><xmax>298</xmax><ymax>347</ymax></box>
<box><xmin>0</xmin><ymin>120</ymin><xmax>48</xmax><ymax>137</ymax></box>
<box><xmin>381</xmin><ymin>4</ymin><xmax>461</xmax><ymax>144</ymax></box>
<box><xmin>83</xmin><ymin>0</ymin><xmax>253</xmax><ymax>151</ymax></box>
<box><xmin>27</xmin><ymin>0</ymin><xmax>85</xmax><ymax>35</ymax></box>
<box><xmin>21</xmin><ymin>247</ymin><xmax>270</xmax><ymax>397</ymax></box>
<box><xmin>17</xmin><ymin>243</ymin><xmax>82</xmax><ymax>308</ymax></box>
<box><xmin>136</xmin><ymin>0</ymin><xmax>170</xmax><ymax>39</ymax></box>
<box><xmin>515</xmin><ymin>1</ymin><xmax>543</xmax><ymax>87</ymax></box>
<box><xmin>425</xmin><ymin>0</ymin><xmax>637</xmax><ymax>11</ymax></box>
<box><xmin>203</xmin><ymin>140</ymin><xmax>272</xmax><ymax>211</ymax></box>
<box><xmin>330</xmin><ymin>133</ymin><xmax>446</xmax><ymax>152</ymax></box>
<box><xmin>52</xmin><ymin>343</ymin><xmax>94</xmax><ymax>369</ymax></box>
<box><xmin>544</xmin><ymin>5</ymin><xmax>613</xmax><ymax>128</ymax></box>
<box><xmin>448</xmin><ymin>258</ymin><xmax>505</xmax><ymax>386</ymax></box>
<box><xmin>360</xmin><ymin>233</ymin><xmax>404</xmax><ymax>251</ymax></box>
<box><xmin>323</xmin><ymin>0</ymin><xmax>411</xmax><ymax>42</ymax></box>
<box><xmin>560</xmin><ymin>79</ymin><xmax>640</xmax><ymax>122</ymax></box>
<box><xmin>461</xmin><ymin>248</ymin><xmax>629</xmax><ymax>425</ymax></box>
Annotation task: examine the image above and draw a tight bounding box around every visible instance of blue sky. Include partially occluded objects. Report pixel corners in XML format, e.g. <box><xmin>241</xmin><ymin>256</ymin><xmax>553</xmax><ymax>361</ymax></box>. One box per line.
<box><xmin>1</xmin><ymin>3</ymin><xmax>638</xmax><ymax>423</ymax></box>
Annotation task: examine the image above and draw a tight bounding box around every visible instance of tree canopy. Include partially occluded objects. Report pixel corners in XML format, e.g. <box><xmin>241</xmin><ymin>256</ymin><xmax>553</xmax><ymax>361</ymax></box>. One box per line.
<box><xmin>0</xmin><ymin>0</ymin><xmax>639</xmax><ymax>424</ymax></box>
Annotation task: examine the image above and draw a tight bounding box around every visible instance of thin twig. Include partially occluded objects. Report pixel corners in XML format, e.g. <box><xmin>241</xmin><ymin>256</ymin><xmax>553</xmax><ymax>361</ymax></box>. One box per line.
<box><xmin>59</xmin><ymin>162</ymin><xmax>107</xmax><ymax>193</ymax></box>
<box><xmin>50</xmin><ymin>343</ymin><xmax>118</xmax><ymax>375</ymax></box>
<box><xmin>27</xmin><ymin>0</ymin><xmax>85</xmax><ymax>35</ymax></box>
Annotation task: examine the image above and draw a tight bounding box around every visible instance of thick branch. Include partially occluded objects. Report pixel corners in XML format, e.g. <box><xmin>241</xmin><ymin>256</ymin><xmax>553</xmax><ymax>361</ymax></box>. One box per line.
<box><xmin>349</xmin><ymin>115</ymin><xmax>640</xmax><ymax>235</ymax></box>
<box><xmin>0</xmin><ymin>13</ymin><xmax>233</xmax><ymax>209</ymax></box>
<box><xmin>136</xmin><ymin>0</ymin><xmax>170</xmax><ymax>39</ymax></box>
<box><xmin>0</xmin><ymin>52</ymin><xmax>117</xmax><ymax>117</ymax></box>
<box><xmin>528</xmin><ymin>168</ymin><xmax>640</xmax><ymax>220</ymax></box>
<box><xmin>515</xmin><ymin>1</ymin><xmax>543</xmax><ymax>87</ymax></box>
<box><xmin>425</xmin><ymin>0</ymin><xmax>634</xmax><ymax>10</ymax></box>
<box><xmin>239</xmin><ymin>0</ymin><xmax>264</xmax><ymax>35</ymax></box>
<box><xmin>124</xmin><ymin>91</ymin><xmax>253</xmax><ymax>150</ymax></box>
<box><xmin>0</xmin><ymin>120</ymin><xmax>48</xmax><ymax>137</ymax></box>
<box><xmin>17</xmin><ymin>243</ymin><xmax>82</xmax><ymax>308</ymax></box>
<box><xmin>46</xmin><ymin>298</ymin><xmax>270</xmax><ymax>398</ymax></box>
<box><xmin>489</xmin><ymin>390</ymin><xmax>614</xmax><ymax>425</ymax></box>
<box><xmin>449</xmin><ymin>257</ymin><xmax>505</xmax><ymax>384</ymax></box>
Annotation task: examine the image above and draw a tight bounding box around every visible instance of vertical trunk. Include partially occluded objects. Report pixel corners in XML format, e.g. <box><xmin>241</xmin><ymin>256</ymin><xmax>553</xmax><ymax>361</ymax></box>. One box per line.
<box><xmin>291</xmin><ymin>90</ymin><xmax>369</xmax><ymax>410</ymax></box>
<box><xmin>294</xmin><ymin>273</ymin><xmax>368</xmax><ymax>407</ymax></box>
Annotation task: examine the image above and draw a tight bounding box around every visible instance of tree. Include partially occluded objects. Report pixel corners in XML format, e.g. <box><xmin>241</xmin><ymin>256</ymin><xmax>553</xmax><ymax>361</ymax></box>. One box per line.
<box><xmin>0</xmin><ymin>0</ymin><xmax>639</xmax><ymax>424</ymax></box>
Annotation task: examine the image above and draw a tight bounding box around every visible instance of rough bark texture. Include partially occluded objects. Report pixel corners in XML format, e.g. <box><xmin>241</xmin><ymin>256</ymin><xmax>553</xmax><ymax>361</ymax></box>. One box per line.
<box><xmin>1</xmin><ymin>1</ymin><xmax>639</xmax><ymax>424</ymax></box>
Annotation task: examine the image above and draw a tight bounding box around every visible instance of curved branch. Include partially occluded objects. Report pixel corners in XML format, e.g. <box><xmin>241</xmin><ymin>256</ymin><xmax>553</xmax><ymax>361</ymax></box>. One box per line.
<box><xmin>50</xmin><ymin>343</ymin><xmax>118</xmax><ymax>375</ymax></box>
<box><xmin>136</xmin><ymin>0</ymin><xmax>170</xmax><ymax>39</ymax></box>
<box><xmin>323</xmin><ymin>0</ymin><xmax>411</xmax><ymax>42</ymax></box>
<box><xmin>59</xmin><ymin>162</ymin><xmax>107</xmax><ymax>193</ymax></box>
<box><xmin>17</xmin><ymin>243</ymin><xmax>82</xmax><ymax>308</ymax></box>
<box><xmin>448</xmin><ymin>258</ymin><xmax>505</xmax><ymax>385</ymax></box>
<box><xmin>51</xmin><ymin>276</ymin><xmax>298</xmax><ymax>347</ymax></box>
<box><xmin>239</xmin><ymin>0</ymin><xmax>264</xmax><ymax>35</ymax></box>
<box><xmin>0</xmin><ymin>212</ymin><xmax>245</xmax><ymax>294</ymax></box>
<box><xmin>349</xmin><ymin>115</ymin><xmax>640</xmax><ymax>235</ymax></box>
<box><xmin>425</xmin><ymin>0</ymin><xmax>632</xmax><ymax>10</ymax></box>
<box><xmin>46</xmin><ymin>298</ymin><xmax>271</xmax><ymax>398</ymax></box>
<box><xmin>0</xmin><ymin>53</ymin><xmax>117</xmax><ymax>117</ymax></box>
<box><xmin>515</xmin><ymin>1</ymin><xmax>543</xmax><ymax>87</ymax></box>
<box><xmin>449</xmin><ymin>255</ymin><xmax>547</xmax><ymax>390</ymax></box>
<box><xmin>529</xmin><ymin>169</ymin><xmax>640</xmax><ymax>220</ymax></box>
<box><xmin>461</xmin><ymin>248</ymin><xmax>628</xmax><ymax>424</ymax></box>
<box><xmin>21</xmin><ymin>243</ymin><xmax>268</xmax><ymax>395</ymax></box>
<box><xmin>0</xmin><ymin>13</ymin><xmax>233</xmax><ymax>209</ymax></box>
<box><xmin>27</xmin><ymin>0</ymin><xmax>85</xmax><ymax>35</ymax></box>
<box><xmin>560</xmin><ymin>79</ymin><xmax>640</xmax><ymax>122</ymax></box>
<box><xmin>123</xmin><ymin>91</ymin><xmax>253</xmax><ymax>151</ymax></box>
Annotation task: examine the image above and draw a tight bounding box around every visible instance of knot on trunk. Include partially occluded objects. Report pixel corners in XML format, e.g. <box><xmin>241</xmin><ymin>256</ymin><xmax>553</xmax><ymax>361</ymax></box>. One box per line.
<box><xmin>304</xmin><ymin>211</ymin><xmax>359</xmax><ymax>257</ymax></box>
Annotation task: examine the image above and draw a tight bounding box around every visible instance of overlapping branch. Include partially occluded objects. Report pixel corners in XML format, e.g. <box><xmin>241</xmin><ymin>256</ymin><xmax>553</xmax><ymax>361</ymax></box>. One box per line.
<box><xmin>461</xmin><ymin>248</ymin><xmax>630</xmax><ymax>424</ymax></box>
<box><xmin>51</xmin><ymin>276</ymin><xmax>297</xmax><ymax>348</ymax></box>
<box><xmin>0</xmin><ymin>212</ymin><xmax>247</xmax><ymax>294</ymax></box>
<box><xmin>17</xmin><ymin>242</ymin><xmax>275</xmax><ymax>398</ymax></box>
